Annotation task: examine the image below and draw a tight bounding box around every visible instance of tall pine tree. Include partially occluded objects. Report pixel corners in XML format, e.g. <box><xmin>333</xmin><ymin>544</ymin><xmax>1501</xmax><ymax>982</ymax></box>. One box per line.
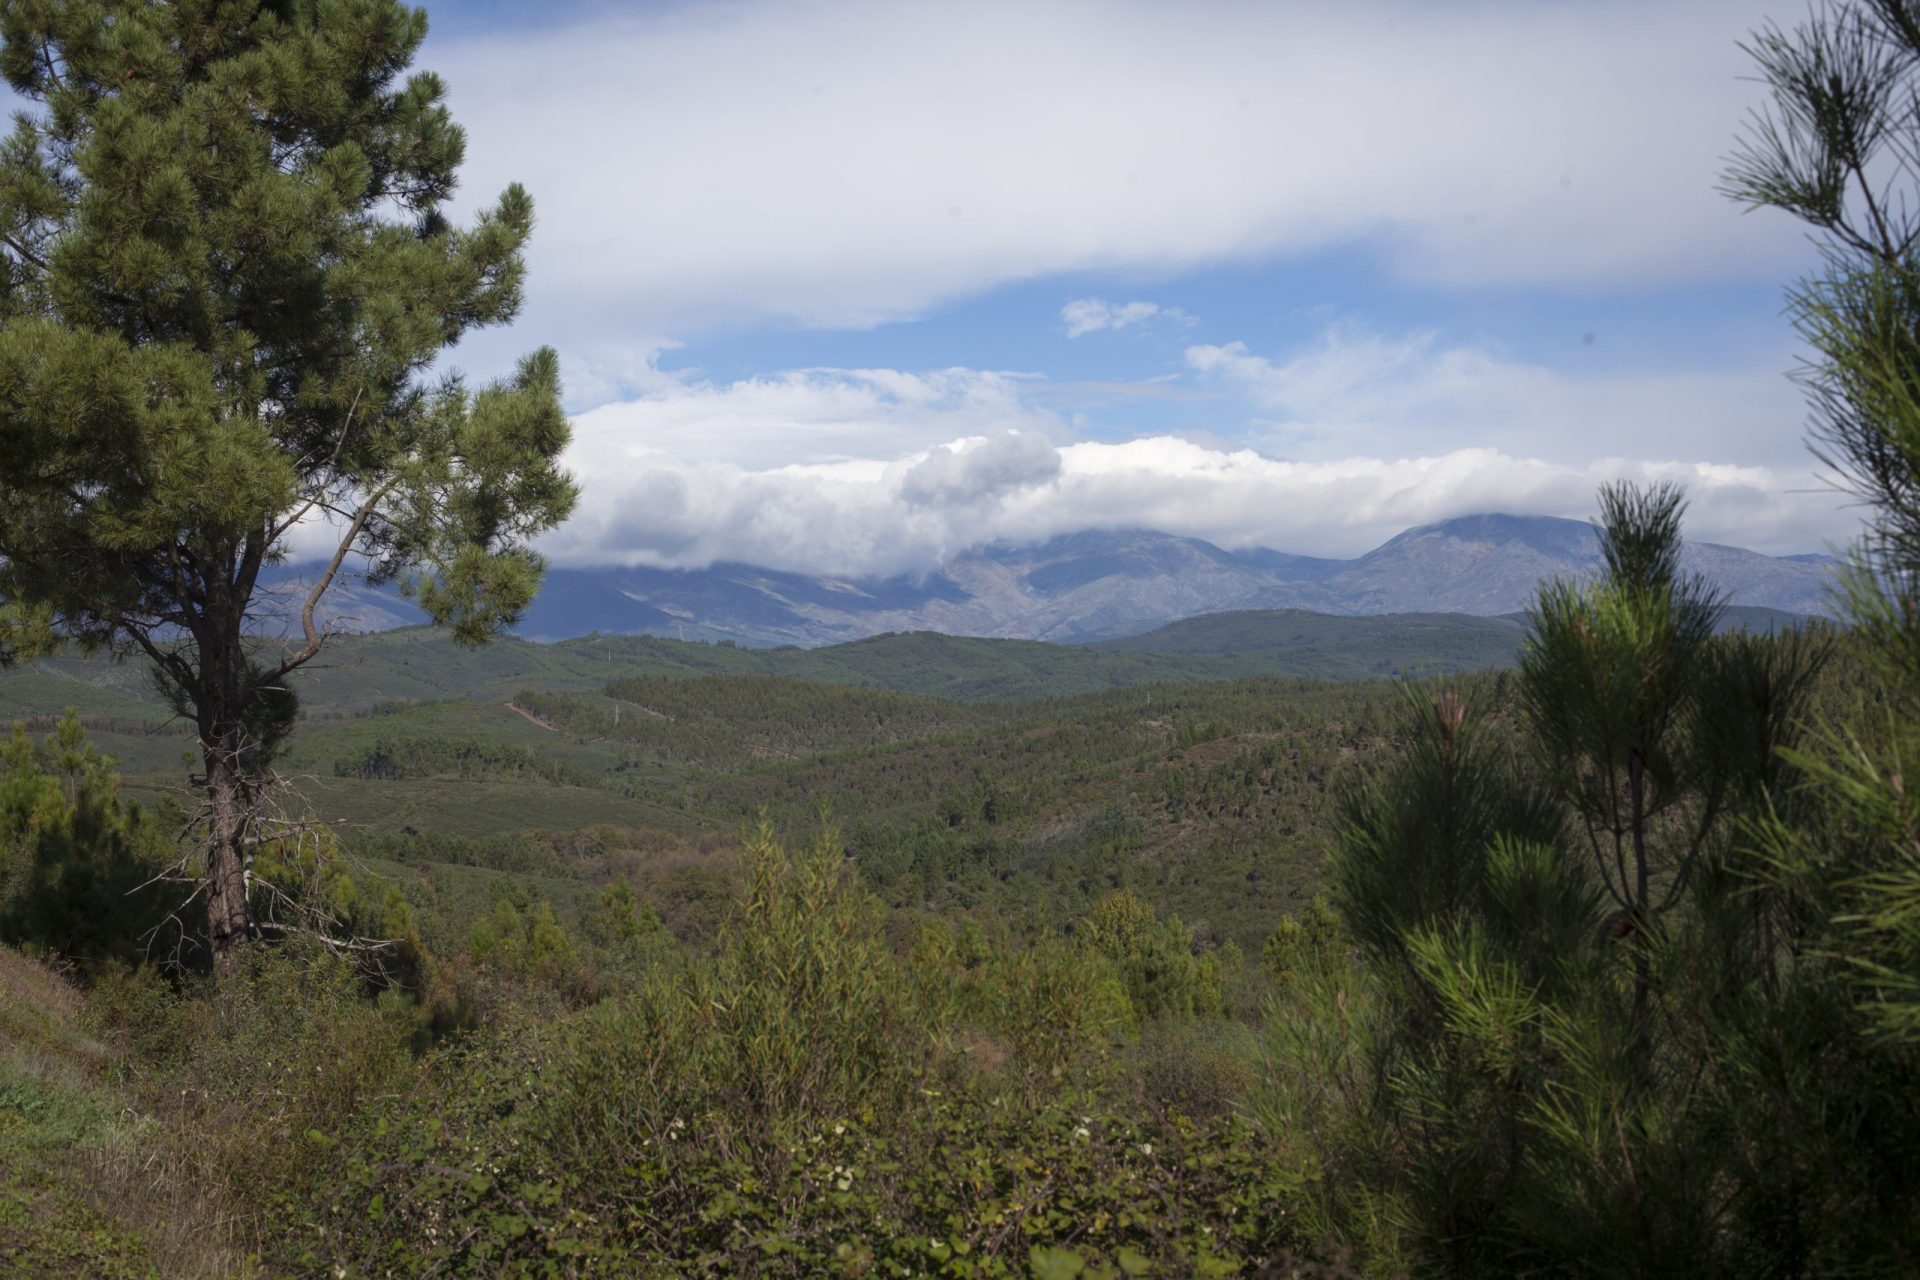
<box><xmin>0</xmin><ymin>0</ymin><xmax>577</xmax><ymax>968</ymax></box>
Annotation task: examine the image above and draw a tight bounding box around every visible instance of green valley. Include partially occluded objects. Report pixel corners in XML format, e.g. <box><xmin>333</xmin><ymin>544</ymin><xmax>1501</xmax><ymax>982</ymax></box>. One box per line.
<box><xmin>4</xmin><ymin>0</ymin><xmax>1919</xmax><ymax>1276</ymax></box>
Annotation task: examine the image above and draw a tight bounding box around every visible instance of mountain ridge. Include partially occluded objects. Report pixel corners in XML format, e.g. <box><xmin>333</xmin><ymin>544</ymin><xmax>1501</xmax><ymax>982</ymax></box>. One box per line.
<box><xmin>267</xmin><ymin>514</ymin><xmax>1837</xmax><ymax>647</ymax></box>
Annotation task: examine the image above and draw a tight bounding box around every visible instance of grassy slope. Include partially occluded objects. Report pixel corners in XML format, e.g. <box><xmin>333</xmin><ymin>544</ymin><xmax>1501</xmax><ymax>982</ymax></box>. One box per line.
<box><xmin>0</xmin><ymin>951</ymin><xmax>157</xmax><ymax>1278</ymax></box>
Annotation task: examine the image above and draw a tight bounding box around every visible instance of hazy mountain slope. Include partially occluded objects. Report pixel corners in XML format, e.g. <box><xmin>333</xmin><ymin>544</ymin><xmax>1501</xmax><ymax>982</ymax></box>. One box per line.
<box><xmin>1229</xmin><ymin>546</ymin><xmax>1350</xmax><ymax>582</ymax></box>
<box><xmin>508</xmin><ymin>531</ymin><xmax>1311</xmax><ymax>646</ymax></box>
<box><xmin>223</xmin><ymin>515</ymin><xmax>1845</xmax><ymax>647</ymax></box>
<box><xmin>516</xmin><ymin>563</ymin><xmax>972</xmax><ymax>646</ymax></box>
<box><xmin>1678</xmin><ymin>541</ymin><xmax>1835</xmax><ymax>616</ymax></box>
<box><xmin>941</xmin><ymin>531</ymin><xmax>1318</xmax><ymax>640</ymax></box>
<box><xmin>1317</xmin><ymin>514</ymin><xmax>1835</xmax><ymax>616</ymax></box>
<box><xmin>1320</xmin><ymin>514</ymin><xmax>1604</xmax><ymax>615</ymax></box>
<box><xmin>251</xmin><ymin>570</ymin><xmax>426</xmax><ymax>635</ymax></box>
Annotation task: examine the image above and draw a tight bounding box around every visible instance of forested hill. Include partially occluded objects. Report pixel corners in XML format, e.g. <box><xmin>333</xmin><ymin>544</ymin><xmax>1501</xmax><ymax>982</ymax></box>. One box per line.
<box><xmin>0</xmin><ymin>608</ymin><xmax>1530</xmax><ymax>721</ymax></box>
<box><xmin>0</xmin><ymin>604</ymin><xmax>1817</xmax><ymax>725</ymax></box>
<box><xmin>0</xmin><ymin>625</ymin><xmax>1458</xmax><ymax>951</ymax></box>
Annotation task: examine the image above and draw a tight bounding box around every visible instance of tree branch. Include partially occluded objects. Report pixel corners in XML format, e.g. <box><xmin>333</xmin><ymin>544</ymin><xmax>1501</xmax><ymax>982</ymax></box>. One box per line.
<box><xmin>269</xmin><ymin>388</ymin><xmax>364</xmax><ymax>544</ymax></box>
<box><xmin>254</xmin><ymin>482</ymin><xmax>394</xmax><ymax>689</ymax></box>
<box><xmin>125</xmin><ymin>623</ymin><xmax>196</xmax><ymax>697</ymax></box>
<box><xmin>0</xmin><ymin>231</ymin><xmax>49</xmax><ymax>272</ymax></box>
<box><xmin>1848</xmin><ymin>156</ymin><xmax>1904</xmax><ymax>263</ymax></box>
<box><xmin>36</xmin><ymin>35</ymin><xmax>63</xmax><ymax>93</ymax></box>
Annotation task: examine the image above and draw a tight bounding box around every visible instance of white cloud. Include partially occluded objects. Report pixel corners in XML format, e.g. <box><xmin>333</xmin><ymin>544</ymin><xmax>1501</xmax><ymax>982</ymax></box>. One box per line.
<box><xmin>900</xmin><ymin>431</ymin><xmax>1062</xmax><ymax>506</ymax></box>
<box><xmin>1002</xmin><ymin>440</ymin><xmax>1839</xmax><ymax>559</ymax></box>
<box><xmin>1186</xmin><ymin>327</ymin><xmax>1810</xmax><ymax>468</ymax></box>
<box><xmin>541</xmin><ymin>427</ymin><xmax>1850</xmax><ymax>575</ymax></box>
<box><xmin>534</xmin><ymin>351</ymin><xmax>1857</xmax><ymax>575</ymax></box>
<box><xmin>563</xmin><ymin>363</ymin><xmax>1059</xmax><ymax>470</ymax></box>
<box><xmin>431</xmin><ymin>0</ymin><xmax>1808</xmax><ymax>350</ymax></box>
<box><xmin>1062</xmin><ymin>298</ymin><xmax>1186</xmax><ymax>338</ymax></box>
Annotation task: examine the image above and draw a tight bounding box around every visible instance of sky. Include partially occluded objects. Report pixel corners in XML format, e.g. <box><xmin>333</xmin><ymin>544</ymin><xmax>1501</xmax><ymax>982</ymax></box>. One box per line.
<box><xmin>408</xmin><ymin>0</ymin><xmax>1849</xmax><ymax>576</ymax></box>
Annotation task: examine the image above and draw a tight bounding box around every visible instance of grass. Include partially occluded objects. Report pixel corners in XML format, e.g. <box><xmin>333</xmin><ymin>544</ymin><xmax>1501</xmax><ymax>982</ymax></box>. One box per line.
<box><xmin>0</xmin><ymin>949</ymin><xmax>164</xmax><ymax>1279</ymax></box>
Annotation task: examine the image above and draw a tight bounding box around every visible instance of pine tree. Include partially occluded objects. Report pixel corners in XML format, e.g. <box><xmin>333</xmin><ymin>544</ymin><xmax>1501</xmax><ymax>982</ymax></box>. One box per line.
<box><xmin>1517</xmin><ymin>482</ymin><xmax>1723</xmax><ymax>1074</ymax></box>
<box><xmin>0</xmin><ymin>1</ymin><xmax>577</xmax><ymax>968</ymax></box>
<box><xmin>1298</xmin><ymin>4</ymin><xmax>1920</xmax><ymax>1269</ymax></box>
<box><xmin>1326</xmin><ymin>488</ymin><xmax>1833</xmax><ymax>1272</ymax></box>
<box><xmin>0</xmin><ymin>710</ymin><xmax>170</xmax><ymax>961</ymax></box>
<box><xmin>1725</xmin><ymin>0</ymin><xmax>1920</xmax><ymax>1181</ymax></box>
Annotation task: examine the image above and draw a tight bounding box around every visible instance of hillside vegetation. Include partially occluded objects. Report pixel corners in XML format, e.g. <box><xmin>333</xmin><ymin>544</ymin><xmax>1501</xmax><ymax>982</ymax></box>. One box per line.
<box><xmin>4</xmin><ymin>594</ymin><xmax>1909</xmax><ymax>1274</ymax></box>
<box><xmin>0</xmin><ymin>607</ymin><xmax>1543</xmax><ymax>731</ymax></box>
<box><xmin>4</xmin><ymin>0</ymin><xmax>1920</xmax><ymax>1273</ymax></box>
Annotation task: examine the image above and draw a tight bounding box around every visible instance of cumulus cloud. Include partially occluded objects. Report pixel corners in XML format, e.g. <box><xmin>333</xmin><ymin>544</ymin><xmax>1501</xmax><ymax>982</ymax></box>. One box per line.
<box><xmin>1061</xmin><ymin>298</ymin><xmax>1187</xmax><ymax>338</ymax></box>
<box><xmin>533</xmin><ymin>349</ymin><xmax>1857</xmax><ymax>576</ymax></box>
<box><xmin>540</xmin><ymin>428</ymin><xmax>1849</xmax><ymax>576</ymax></box>
<box><xmin>900</xmin><ymin>431</ymin><xmax>1062</xmax><ymax>506</ymax></box>
<box><xmin>429</xmin><ymin>0</ymin><xmax>1807</xmax><ymax>356</ymax></box>
<box><xmin>543</xmin><ymin>365</ymin><xmax>1073</xmax><ymax>573</ymax></box>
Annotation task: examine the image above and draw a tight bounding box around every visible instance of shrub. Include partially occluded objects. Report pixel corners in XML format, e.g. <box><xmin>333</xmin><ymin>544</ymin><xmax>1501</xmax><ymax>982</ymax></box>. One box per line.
<box><xmin>1130</xmin><ymin>1018</ymin><xmax>1262</xmax><ymax>1119</ymax></box>
<box><xmin>0</xmin><ymin>713</ymin><xmax>173</xmax><ymax>966</ymax></box>
<box><xmin>1261</xmin><ymin>896</ymin><xmax>1343</xmax><ymax>987</ymax></box>
<box><xmin>990</xmin><ymin>935</ymin><xmax>1131</xmax><ymax>1093</ymax></box>
<box><xmin>306</xmin><ymin>1036</ymin><xmax>1305</xmax><ymax>1278</ymax></box>
<box><xmin>1079</xmin><ymin>889</ymin><xmax>1226</xmax><ymax>1023</ymax></box>
<box><xmin>702</xmin><ymin>819</ymin><xmax>921</xmax><ymax>1123</ymax></box>
<box><xmin>471</xmin><ymin>894</ymin><xmax>580</xmax><ymax>989</ymax></box>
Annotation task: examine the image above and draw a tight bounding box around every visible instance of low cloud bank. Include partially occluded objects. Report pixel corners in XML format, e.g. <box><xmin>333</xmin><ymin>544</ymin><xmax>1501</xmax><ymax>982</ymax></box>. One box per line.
<box><xmin>542</xmin><ymin>429</ymin><xmax>1849</xmax><ymax>576</ymax></box>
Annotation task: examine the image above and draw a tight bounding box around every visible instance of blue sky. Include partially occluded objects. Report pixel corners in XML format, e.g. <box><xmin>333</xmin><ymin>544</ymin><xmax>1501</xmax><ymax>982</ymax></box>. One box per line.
<box><xmin>397</xmin><ymin>0</ymin><xmax>1845</xmax><ymax>575</ymax></box>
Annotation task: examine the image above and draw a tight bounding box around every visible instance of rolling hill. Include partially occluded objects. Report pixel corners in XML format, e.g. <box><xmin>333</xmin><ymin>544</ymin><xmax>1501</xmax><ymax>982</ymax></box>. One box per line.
<box><xmin>0</xmin><ymin>607</ymin><xmax>1553</xmax><ymax>734</ymax></box>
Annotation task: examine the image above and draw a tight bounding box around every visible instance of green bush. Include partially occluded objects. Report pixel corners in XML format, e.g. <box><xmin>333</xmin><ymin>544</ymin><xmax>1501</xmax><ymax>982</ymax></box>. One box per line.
<box><xmin>259</xmin><ymin>824</ymin><xmax>1311</xmax><ymax>1276</ymax></box>
<box><xmin>988</xmin><ymin>935</ymin><xmax>1131</xmax><ymax>1092</ymax></box>
<box><xmin>1079</xmin><ymin>889</ymin><xmax>1225</xmax><ymax>1023</ymax></box>
<box><xmin>305</xmin><ymin>1038</ymin><xmax>1303</xmax><ymax>1278</ymax></box>
<box><xmin>1261</xmin><ymin>896</ymin><xmax>1343</xmax><ymax>987</ymax></box>
<box><xmin>704</xmin><ymin>819</ymin><xmax>921</xmax><ymax>1123</ymax></box>
<box><xmin>333</xmin><ymin>733</ymin><xmax>597</xmax><ymax>787</ymax></box>
<box><xmin>471</xmin><ymin>894</ymin><xmax>580</xmax><ymax>989</ymax></box>
<box><xmin>74</xmin><ymin>945</ymin><xmax>422</xmax><ymax>1269</ymax></box>
<box><xmin>578</xmin><ymin>879</ymin><xmax>676</xmax><ymax>991</ymax></box>
<box><xmin>1129</xmin><ymin>1018</ymin><xmax>1262</xmax><ymax>1119</ymax></box>
<box><xmin>0</xmin><ymin>713</ymin><xmax>173</xmax><ymax>966</ymax></box>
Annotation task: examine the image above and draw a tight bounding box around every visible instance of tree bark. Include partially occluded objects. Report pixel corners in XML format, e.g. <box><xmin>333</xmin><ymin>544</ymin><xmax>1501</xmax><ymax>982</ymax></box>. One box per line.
<box><xmin>204</xmin><ymin>732</ymin><xmax>254</xmax><ymax>970</ymax></box>
<box><xmin>1628</xmin><ymin>747</ymin><xmax>1652</xmax><ymax>1088</ymax></box>
<box><xmin>196</xmin><ymin>617</ymin><xmax>256</xmax><ymax>972</ymax></box>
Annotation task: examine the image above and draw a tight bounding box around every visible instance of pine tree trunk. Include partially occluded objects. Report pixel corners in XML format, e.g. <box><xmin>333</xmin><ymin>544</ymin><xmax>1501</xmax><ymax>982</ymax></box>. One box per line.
<box><xmin>204</xmin><ymin>734</ymin><xmax>254</xmax><ymax>970</ymax></box>
<box><xmin>197</xmin><ymin>626</ymin><xmax>256</xmax><ymax>972</ymax></box>
<box><xmin>1628</xmin><ymin>748</ymin><xmax>1652</xmax><ymax>1087</ymax></box>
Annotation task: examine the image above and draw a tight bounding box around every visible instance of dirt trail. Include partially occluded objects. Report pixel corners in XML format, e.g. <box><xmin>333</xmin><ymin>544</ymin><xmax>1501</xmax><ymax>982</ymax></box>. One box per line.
<box><xmin>504</xmin><ymin>701</ymin><xmax>560</xmax><ymax>732</ymax></box>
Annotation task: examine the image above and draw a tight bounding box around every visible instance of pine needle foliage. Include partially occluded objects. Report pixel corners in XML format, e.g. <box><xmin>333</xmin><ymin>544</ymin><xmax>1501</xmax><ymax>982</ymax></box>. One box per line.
<box><xmin>0</xmin><ymin>711</ymin><xmax>171</xmax><ymax>962</ymax></box>
<box><xmin>1317</xmin><ymin>480</ymin><xmax>1872</xmax><ymax>1273</ymax></box>
<box><xmin>1729</xmin><ymin>0</ymin><xmax>1920</xmax><ymax>1140</ymax></box>
<box><xmin>1330</xmin><ymin>687</ymin><xmax>1562</xmax><ymax>970</ymax></box>
<box><xmin>0</xmin><ymin>0</ymin><xmax>577</xmax><ymax>967</ymax></box>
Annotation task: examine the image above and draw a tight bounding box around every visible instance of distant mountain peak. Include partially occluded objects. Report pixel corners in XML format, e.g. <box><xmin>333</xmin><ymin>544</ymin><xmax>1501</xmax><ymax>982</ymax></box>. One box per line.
<box><xmin>265</xmin><ymin>516</ymin><xmax>1836</xmax><ymax>648</ymax></box>
<box><xmin>1388</xmin><ymin>512</ymin><xmax>1598</xmax><ymax>556</ymax></box>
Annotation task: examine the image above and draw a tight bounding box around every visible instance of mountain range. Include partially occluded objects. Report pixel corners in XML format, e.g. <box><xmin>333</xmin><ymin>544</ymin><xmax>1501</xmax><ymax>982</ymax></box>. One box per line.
<box><xmin>279</xmin><ymin>513</ymin><xmax>1838</xmax><ymax>648</ymax></box>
